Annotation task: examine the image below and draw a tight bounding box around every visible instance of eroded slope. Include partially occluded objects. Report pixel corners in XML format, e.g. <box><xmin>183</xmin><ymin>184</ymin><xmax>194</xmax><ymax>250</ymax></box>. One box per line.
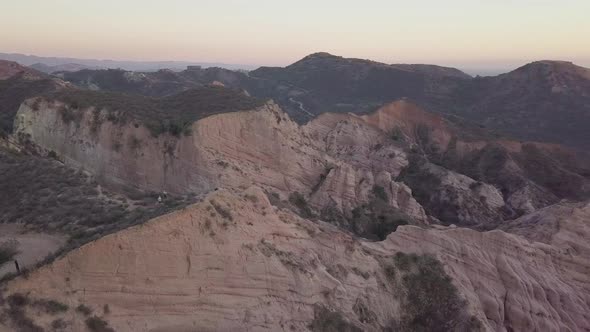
<box><xmin>1</xmin><ymin>188</ymin><xmax>588</xmax><ymax>331</ymax></box>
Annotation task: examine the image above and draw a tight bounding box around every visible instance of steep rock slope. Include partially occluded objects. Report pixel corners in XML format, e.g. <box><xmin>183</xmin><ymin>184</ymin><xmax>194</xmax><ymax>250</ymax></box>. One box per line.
<box><xmin>14</xmin><ymin>97</ymin><xmax>429</xmax><ymax>236</ymax></box>
<box><xmin>2</xmin><ymin>188</ymin><xmax>589</xmax><ymax>331</ymax></box>
<box><xmin>14</xmin><ymin>96</ymin><xmax>590</xmax><ymax>229</ymax></box>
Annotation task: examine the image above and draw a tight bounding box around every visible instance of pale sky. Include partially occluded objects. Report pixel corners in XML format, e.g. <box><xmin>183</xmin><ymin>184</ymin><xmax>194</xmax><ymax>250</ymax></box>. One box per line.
<box><xmin>1</xmin><ymin>0</ymin><xmax>589</xmax><ymax>71</ymax></box>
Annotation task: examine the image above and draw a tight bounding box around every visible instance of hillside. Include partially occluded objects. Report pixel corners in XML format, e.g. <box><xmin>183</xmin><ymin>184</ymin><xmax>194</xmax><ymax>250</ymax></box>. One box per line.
<box><xmin>447</xmin><ymin>60</ymin><xmax>590</xmax><ymax>149</ymax></box>
<box><xmin>14</xmin><ymin>97</ymin><xmax>590</xmax><ymax>232</ymax></box>
<box><xmin>0</xmin><ymin>146</ymin><xmax>194</xmax><ymax>280</ymax></box>
<box><xmin>0</xmin><ymin>61</ymin><xmax>62</xmax><ymax>136</ymax></box>
<box><xmin>41</xmin><ymin>86</ymin><xmax>265</xmax><ymax>136</ymax></box>
<box><xmin>1</xmin><ymin>187</ymin><xmax>588</xmax><ymax>331</ymax></box>
<box><xmin>0</xmin><ymin>52</ymin><xmax>254</xmax><ymax>71</ymax></box>
<box><xmin>55</xmin><ymin>53</ymin><xmax>590</xmax><ymax>150</ymax></box>
<box><xmin>248</xmin><ymin>52</ymin><xmax>471</xmax><ymax>122</ymax></box>
<box><xmin>29</xmin><ymin>63</ymin><xmax>100</xmax><ymax>74</ymax></box>
<box><xmin>1</xmin><ymin>54</ymin><xmax>590</xmax><ymax>332</ymax></box>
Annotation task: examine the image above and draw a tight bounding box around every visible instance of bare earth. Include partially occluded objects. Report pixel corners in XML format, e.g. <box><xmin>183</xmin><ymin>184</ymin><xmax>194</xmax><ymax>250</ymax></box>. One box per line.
<box><xmin>0</xmin><ymin>224</ymin><xmax>66</xmax><ymax>278</ymax></box>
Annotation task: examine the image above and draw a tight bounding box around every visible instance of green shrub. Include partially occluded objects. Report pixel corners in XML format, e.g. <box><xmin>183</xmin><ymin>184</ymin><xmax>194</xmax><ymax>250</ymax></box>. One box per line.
<box><xmin>85</xmin><ymin>316</ymin><xmax>115</xmax><ymax>332</ymax></box>
<box><xmin>390</xmin><ymin>127</ymin><xmax>403</xmax><ymax>141</ymax></box>
<box><xmin>309</xmin><ymin>305</ymin><xmax>362</xmax><ymax>332</ymax></box>
<box><xmin>372</xmin><ymin>185</ymin><xmax>388</xmax><ymax>201</ymax></box>
<box><xmin>289</xmin><ymin>192</ymin><xmax>314</xmax><ymax>218</ymax></box>
<box><xmin>210</xmin><ymin>200</ymin><xmax>233</xmax><ymax>221</ymax></box>
<box><xmin>350</xmin><ymin>198</ymin><xmax>411</xmax><ymax>241</ymax></box>
<box><xmin>7</xmin><ymin>293</ymin><xmax>29</xmax><ymax>307</ymax></box>
<box><xmin>244</xmin><ymin>194</ymin><xmax>258</xmax><ymax>203</ymax></box>
<box><xmin>75</xmin><ymin>304</ymin><xmax>92</xmax><ymax>316</ymax></box>
<box><xmin>32</xmin><ymin>299</ymin><xmax>69</xmax><ymax>315</ymax></box>
<box><xmin>387</xmin><ymin>253</ymin><xmax>481</xmax><ymax>331</ymax></box>
<box><xmin>47</xmin><ymin>150</ymin><xmax>58</xmax><ymax>160</ymax></box>
<box><xmin>5</xmin><ymin>306</ymin><xmax>44</xmax><ymax>332</ymax></box>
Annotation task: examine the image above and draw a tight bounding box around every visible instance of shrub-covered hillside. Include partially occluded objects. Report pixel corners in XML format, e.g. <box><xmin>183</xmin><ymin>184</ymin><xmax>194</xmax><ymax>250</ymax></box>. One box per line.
<box><xmin>44</xmin><ymin>86</ymin><xmax>266</xmax><ymax>136</ymax></box>
<box><xmin>0</xmin><ymin>148</ymin><xmax>194</xmax><ymax>259</ymax></box>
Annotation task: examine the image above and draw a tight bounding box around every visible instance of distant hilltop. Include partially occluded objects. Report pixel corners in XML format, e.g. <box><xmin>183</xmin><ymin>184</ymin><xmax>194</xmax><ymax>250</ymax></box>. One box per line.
<box><xmin>0</xmin><ymin>52</ymin><xmax>257</xmax><ymax>73</ymax></box>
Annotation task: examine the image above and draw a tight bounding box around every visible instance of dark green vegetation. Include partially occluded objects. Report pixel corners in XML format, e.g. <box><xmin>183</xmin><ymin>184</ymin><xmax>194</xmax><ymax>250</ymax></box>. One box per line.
<box><xmin>0</xmin><ymin>148</ymin><xmax>194</xmax><ymax>282</ymax></box>
<box><xmin>85</xmin><ymin>316</ymin><xmax>115</xmax><ymax>332</ymax></box>
<box><xmin>0</xmin><ymin>75</ymin><xmax>57</xmax><ymax>135</ymax></box>
<box><xmin>0</xmin><ymin>291</ymin><xmax>110</xmax><ymax>332</ymax></box>
<box><xmin>348</xmin><ymin>186</ymin><xmax>411</xmax><ymax>241</ymax></box>
<box><xmin>0</xmin><ymin>293</ymin><xmax>70</xmax><ymax>332</ymax></box>
<box><xmin>309</xmin><ymin>304</ymin><xmax>362</xmax><ymax>332</ymax></box>
<box><xmin>384</xmin><ymin>253</ymin><xmax>481</xmax><ymax>331</ymax></box>
<box><xmin>76</xmin><ymin>304</ymin><xmax>92</xmax><ymax>316</ymax></box>
<box><xmin>285</xmin><ymin>186</ymin><xmax>411</xmax><ymax>241</ymax></box>
<box><xmin>210</xmin><ymin>200</ymin><xmax>233</xmax><ymax>221</ymax></box>
<box><xmin>45</xmin><ymin>86</ymin><xmax>265</xmax><ymax>136</ymax></box>
<box><xmin>309</xmin><ymin>185</ymin><xmax>412</xmax><ymax>241</ymax></box>
<box><xmin>31</xmin><ymin>299</ymin><xmax>68</xmax><ymax>315</ymax></box>
<box><xmin>288</xmin><ymin>192</ymin><xmax>314</xmax><ymax>219</ymax></box>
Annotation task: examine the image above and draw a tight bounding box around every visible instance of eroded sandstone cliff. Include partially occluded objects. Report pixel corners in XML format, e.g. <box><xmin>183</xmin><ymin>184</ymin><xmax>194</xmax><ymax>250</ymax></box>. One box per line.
<box><xmin>1</xmin><ymin>188</ymin><xmax>588</xmax><ymax>331</ymax></box>
<box><xmin>15</xmin><ymin>97</ymin><xmax>589</xmax><ymax>232</ymax></box>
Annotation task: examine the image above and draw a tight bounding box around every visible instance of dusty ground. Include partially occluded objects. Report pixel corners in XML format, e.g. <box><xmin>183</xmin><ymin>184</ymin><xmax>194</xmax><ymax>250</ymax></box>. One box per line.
<box><xmin>0</xmin><ymin>224</ymin><xmax>66</xmax><ymax>278</ymax></box>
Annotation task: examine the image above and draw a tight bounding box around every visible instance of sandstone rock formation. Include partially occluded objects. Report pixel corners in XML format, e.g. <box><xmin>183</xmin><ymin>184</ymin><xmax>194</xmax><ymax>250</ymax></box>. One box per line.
<box><xmin>14</xmin><ymin>96</ymin><xmax>590</xmax><ymax>231</ymax></box>
<box><xmin>13</xmin><ymin>99</ymin><xmax>429</xmax><ymax>232</ymax></box>
<box><xmin>1</xmin><ymin>188</ymin><xmax>588</xmax><ymax>331</ymax></box>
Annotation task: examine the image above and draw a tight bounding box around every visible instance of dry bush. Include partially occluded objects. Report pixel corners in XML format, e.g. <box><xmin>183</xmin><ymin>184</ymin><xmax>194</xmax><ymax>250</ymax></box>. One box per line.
<box><xmin>85</xmin><ymin>316</ymin><xmax>114</xmax><ymax>332</ymax></box>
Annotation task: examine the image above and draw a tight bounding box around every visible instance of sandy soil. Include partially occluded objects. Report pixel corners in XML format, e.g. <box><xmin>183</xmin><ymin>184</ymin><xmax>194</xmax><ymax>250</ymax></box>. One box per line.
<box><xmin>0</xmin><ymin>224</ymin><xmax>66</xmax><ymax>278</ymax></box>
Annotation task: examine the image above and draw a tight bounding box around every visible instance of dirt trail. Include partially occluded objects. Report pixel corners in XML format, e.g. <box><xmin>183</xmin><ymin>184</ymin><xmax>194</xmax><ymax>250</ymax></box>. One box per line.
<box><xmin>0</xmin><ymin>224</ymin><xmax>66</xmax><ymax>277</ymax></box>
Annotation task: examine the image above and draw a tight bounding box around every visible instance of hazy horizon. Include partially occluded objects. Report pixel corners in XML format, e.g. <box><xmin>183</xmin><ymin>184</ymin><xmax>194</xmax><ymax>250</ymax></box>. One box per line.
<box><xmin>2</xmin><ymin>0</ymin><xmax>589</xmax><ymax>75</ymax></box>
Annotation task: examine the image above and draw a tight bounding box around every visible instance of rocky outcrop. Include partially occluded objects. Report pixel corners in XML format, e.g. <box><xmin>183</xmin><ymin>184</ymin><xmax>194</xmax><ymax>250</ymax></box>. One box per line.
<box><xmin>399</xmin><ymin>161</ymin><xmax>507</xmax><ymax>228</ymax></box>
<box><xmin>2</xmin><ymin>188</ymin><xmax>588</xmax><ymax>331</ymax></box>
<box><xmin>13</xmin><ymin>97</ymin><xmax>590</xmax><ymax>231</ymax></box>
<box><xmin>13</xmin><ymin>99</ymin><xmax>429</xmax><ymax>230</ymax></box>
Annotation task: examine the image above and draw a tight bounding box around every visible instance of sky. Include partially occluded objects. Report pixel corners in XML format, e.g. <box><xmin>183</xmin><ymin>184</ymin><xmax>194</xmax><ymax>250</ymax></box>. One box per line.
<box><xmin>1</xmin><ymin>0</ymin><xmax>589</xmax><ymax>73</ymax></box>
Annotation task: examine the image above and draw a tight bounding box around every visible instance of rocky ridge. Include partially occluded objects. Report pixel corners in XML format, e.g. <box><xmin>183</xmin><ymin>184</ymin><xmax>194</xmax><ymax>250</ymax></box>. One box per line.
<box><xmin>14</xmin><ymin>96</ymin><xmax>590</xmax><ymax>232</ymax></box>
<box><xmin>1</xmin><ymin>187</ymin><xmax>588</xmax><ymax>331</ymax></box>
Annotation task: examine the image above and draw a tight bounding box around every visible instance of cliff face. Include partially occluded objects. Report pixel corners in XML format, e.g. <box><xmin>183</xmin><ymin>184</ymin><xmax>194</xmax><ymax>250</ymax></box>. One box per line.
<box><xmin>14</xmin><ymin>99</ymin><xmax>428</xmax><ymax>227</ymax></box>
<box><xmin>15</xmin><ymin>97</ymin><xmax>590</xmax><ymax>231</ymax></box>
<box><xmin>2</xmin><ymin>188</ymin><xmax>589</xmax><ymax>332</ymax></box>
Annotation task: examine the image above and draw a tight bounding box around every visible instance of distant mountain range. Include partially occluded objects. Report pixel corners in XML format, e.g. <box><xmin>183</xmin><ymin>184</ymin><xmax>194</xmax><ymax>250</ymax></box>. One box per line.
<box><xmin>0</xmin><ymin>52</ymin><xmax>257</xmax><ymax>73</ymax></box>
<box><xmin>49</xmin><ymin>52</ymin><xmax>590</xmax><ymax>150</ymax></box>
<box><xmin>1</xmin><ymin>52</ymin><xmax>590</xmax><ymax>332</ymax></box>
